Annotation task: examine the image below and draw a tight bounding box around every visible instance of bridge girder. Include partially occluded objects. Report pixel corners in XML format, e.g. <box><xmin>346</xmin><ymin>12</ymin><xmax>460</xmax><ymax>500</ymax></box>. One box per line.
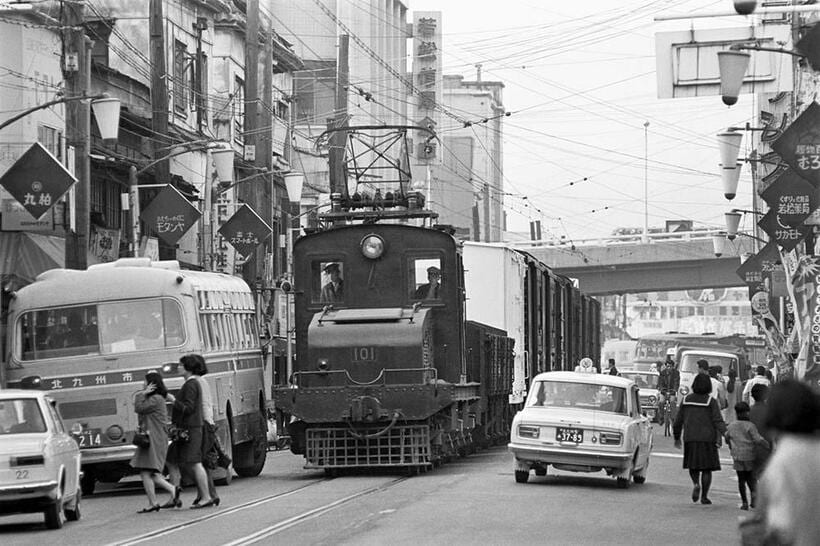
<box><xmin>520</xmin><ymin>237</ymin><xmax>753</xmax><ymax>296</ymax></box>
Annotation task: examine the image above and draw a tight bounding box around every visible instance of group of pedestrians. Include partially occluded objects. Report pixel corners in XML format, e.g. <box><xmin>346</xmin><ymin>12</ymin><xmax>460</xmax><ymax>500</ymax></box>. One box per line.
<box><xmin>670</xmin><ymin>357</ymin><xmax>820</xmax><ymax>545</ymax></box>
<box><xmin>130</xmin><ymin>354</ymin><xmax>225</xmax><ymax>513</ymax></box>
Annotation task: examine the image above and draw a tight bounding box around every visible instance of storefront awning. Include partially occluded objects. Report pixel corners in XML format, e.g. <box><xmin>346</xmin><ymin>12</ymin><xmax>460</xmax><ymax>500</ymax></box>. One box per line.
<box><xmin>0</xmin><ymin>232</ymin><xmax>99</xmax><ymax>289</ymax></box>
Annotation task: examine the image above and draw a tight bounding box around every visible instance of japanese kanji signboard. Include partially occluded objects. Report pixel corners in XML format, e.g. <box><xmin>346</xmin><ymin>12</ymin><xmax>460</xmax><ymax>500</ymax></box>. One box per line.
<box><xmin>736</xmin><ymin>241</ymin><xmax>782</xmax><ymax>290</ymax></box>
<box><xmin>139</xmin><ymin>185</ymin><xmax>201</xmax><ymax>246</ymax></box>
<box><xmin>757</xmin><ymin>210</ymin><xmax>811</xmax><ymax>252</ymax></box>
<box><xmin>0</xmin><ymin>142</ymin><xmax>76</xmax><ymax>220</ymax></box>
<box><xmin>218</xmin><ymin>204</ymin><xmax>271</xmax><ymax>260</ymax></box>
<box><xmin>771</xmin><ymin>101</ymin><xmax>820</xmax><ymax>187</ymax></box>
<box><xmin>759</xmin><ymin>169</ymin><xmax>817</xmax><ymax>227</ymax></box>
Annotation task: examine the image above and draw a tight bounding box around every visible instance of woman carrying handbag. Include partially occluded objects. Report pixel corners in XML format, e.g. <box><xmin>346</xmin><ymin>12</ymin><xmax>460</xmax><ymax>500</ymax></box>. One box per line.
<box><xmin>130</xmin><ymin>371</ymin><xmax>178</xmax><ymax>513</ymax></box>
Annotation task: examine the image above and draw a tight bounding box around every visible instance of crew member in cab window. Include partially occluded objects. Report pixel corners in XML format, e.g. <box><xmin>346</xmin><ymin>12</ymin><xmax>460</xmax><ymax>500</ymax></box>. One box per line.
<box><xmin>413</xmin><ymin>266</ymin><xmax>441</xmax><ymax>300</ymax></box>
<box><xmin>320</xmin><ymin>262</ymin><xmax>344</xmax><ymax>303</ymax></box>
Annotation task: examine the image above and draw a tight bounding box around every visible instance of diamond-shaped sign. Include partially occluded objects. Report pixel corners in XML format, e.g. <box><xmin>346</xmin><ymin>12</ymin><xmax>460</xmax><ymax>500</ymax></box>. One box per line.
<box><xmin>771</xmin><ymin>102</ymin><xmax>820</xmax><ymax>187</ymax></box>
<box><xmin>0</xmin><ymin>142</ymin><xmax>76</xmax><ymax>220</ymax></box>
<box><xmin>218</xmin><ymin>204</ymin><xmax>271</xmax><ymax>260</ymax></box>
<box><xmin>757</xmin><ymin>210</ymin><xmax>810</xmax><ymax>252</ymax></box>
<box><xmin>759</xmin><ymin>169</ymin><xmax>817</xmax><ymax>227</ymax></box>
<box><xmin>736</xmin><ymin>241</ymin><xmax>782</xmax><ymax>290</ymax></box>
<box><xmin>139</xmin><ymin>185</ymin><xmax>201</xmax><ymax>246</ymax></box>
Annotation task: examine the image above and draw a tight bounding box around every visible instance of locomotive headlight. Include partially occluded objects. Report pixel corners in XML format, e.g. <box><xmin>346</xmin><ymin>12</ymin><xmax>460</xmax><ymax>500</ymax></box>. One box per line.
<box><xmin>360</xmin><ymin>234</ymin><xmax>385</xmax><ymax>259</ymax></box>
<box><xmin>317</xmin><ymin>358</ymin><xmax>330</xmax><ymax>371</ymax></box>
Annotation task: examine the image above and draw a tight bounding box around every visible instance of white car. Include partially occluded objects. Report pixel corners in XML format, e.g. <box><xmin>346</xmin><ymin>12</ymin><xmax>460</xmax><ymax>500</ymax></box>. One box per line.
<box><xmin>0</xmin><ymin>390</ymin><xmax>82</xmax><ymax>529</ymax></box>
<box><xmin>618</xmin><ymin>370</ymin><xmax>661</xmax><ymax>422</ymax></box>
<box><xmin>508</xmin><ymin>371</ymin><xmax>653</xmax><ymax>488</ymax></box>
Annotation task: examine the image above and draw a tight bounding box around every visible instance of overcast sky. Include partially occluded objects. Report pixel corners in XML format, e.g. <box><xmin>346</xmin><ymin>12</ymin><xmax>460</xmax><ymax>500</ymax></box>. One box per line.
<box><xmin>408</xmin><ymin>0</ymin><xmax>766</xmax><ymax>242</ymax></box>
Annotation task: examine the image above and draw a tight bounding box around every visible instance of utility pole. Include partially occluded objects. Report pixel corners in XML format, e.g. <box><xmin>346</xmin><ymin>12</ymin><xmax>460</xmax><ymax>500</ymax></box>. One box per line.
<box><xmin>328</xmin><ymin>34</ymin><xmax>349</xmax><ymax>198</ymax></box>
<box><xmin>262</xmin><ymin>21</ymin><xmax>275</xmax><ymax>282</ymax></box>
<box><xmin>244</xmin><ymin>0</ymin><xmax>260</xmax><ymax>286</ymax></box>
<box><xmin>482</xmin><ymin>182</ymin><xmax>490</xmax><ymax>242</ymax></box>
<box><xmin>63</xmin><ymin>0</ymin><xmax>91</xmax><ymax>270</ymax></box>
<box><xmin>149</xmin><ymin>0</ymin><xmax>171</xmax><ymax>258</ymax></box>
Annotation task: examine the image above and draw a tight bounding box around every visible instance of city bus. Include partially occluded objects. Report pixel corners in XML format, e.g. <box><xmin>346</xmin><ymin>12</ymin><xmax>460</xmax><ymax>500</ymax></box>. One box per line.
<box><xmin>634</xmin><ymin>332</ymin><xmax>763</xmax><ymax>377</ymax></box>
<box><xmin>1</xmin><ymin>258</ymin><xmax>267</xmax><ymax>494</ymax></box>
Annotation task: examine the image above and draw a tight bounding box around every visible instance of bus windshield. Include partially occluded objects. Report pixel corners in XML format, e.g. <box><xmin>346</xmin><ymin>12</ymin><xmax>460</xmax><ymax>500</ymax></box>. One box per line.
<box><xmin>18</xmin><ymin>299</ymin><xmax>185</xmax><ymax>361</ymax></box>
<box><xmin>680</xmin><ymin>353</ymin><xmax>738</xmax><ymax>374</ymax></box>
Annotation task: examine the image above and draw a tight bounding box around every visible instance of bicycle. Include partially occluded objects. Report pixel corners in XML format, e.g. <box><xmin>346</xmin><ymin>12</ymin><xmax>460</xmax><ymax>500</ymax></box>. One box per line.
<box><xmin>659</xmin><ymin>390</ymin><xmax>677</xmax><ymax>437</ymax></box>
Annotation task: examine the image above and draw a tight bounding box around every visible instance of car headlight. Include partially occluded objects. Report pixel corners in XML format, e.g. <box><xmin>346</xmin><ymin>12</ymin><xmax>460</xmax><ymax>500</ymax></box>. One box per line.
<box><xmin>518</xmin><ymin>425</ymin><xmax>540</xmax><ymax>439</ymax></box>
<box><xmin>648</xmin><ymin>396</ymin><xmax>657</xmax><ymax>405</ymax></box>
<box><xmin>679</xmin><ymin>386</ymin><xmax>690</xmax><ymax>396</ymax></box>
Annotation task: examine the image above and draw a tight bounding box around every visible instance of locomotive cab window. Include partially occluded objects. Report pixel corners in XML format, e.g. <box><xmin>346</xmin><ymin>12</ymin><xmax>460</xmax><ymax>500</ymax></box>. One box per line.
<box><xmin>410</xmin><ymin>258</ymin><xmax>442</xmax><ymax>301</ymax></box>
<box><xmin>314</xmin><ymin>261</ymin><xmax>345</xmax><ymax>304</ymax></box>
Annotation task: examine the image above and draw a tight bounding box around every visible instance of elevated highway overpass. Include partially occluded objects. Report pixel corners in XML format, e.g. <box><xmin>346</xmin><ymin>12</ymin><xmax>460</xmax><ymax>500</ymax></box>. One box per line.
<box><xmin>506</xmin><ymin>230</ymin><xmax>758</xmax><ymax>296</ymax></box>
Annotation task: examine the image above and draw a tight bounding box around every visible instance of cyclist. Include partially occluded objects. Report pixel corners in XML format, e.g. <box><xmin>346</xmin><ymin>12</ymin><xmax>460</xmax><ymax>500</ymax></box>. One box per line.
<box><xmin>657</xmin><ymin>357</ymin><xmax>680</xmax><ymax>421</ymax></box>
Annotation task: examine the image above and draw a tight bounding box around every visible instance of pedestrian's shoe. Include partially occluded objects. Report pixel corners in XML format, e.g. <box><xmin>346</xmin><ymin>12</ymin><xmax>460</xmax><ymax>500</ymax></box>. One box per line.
<box><xmin>137</xmin><ymin>504</ymin><xmax>161</xmax><ymax>513</ymax></box>
<box><xmin>740</xmin><ymin>502</ymin><xmax>749</xmax><ymax>510</ymax></box>
<box><xmin>692</xmin><ymin>484</ymin><xmax>700</xmax><ymax>502</ymax></box>
<box><xmin>191</xmin><ymin>498</ymin><xmax>217</xmax><ymax>509</ymax></box>
<box><xmin>701</xmin><ymin>497</ymin><xmax>712</xmax><ymax>505</ymax></box>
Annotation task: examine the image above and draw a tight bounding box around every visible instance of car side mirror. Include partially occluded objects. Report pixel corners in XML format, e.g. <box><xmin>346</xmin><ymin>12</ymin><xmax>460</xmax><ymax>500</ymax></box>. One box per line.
<box><xmin>642</xmin><ymin>411</ymin><xmax>647</xmax><ymax>418</ymax></box>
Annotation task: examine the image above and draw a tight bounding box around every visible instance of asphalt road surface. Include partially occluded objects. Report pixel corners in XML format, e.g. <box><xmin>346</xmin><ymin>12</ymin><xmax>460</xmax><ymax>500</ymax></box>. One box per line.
<box><xmin>0</xmin><ymin>425</ymin><xmax>748</xmax><ymax>545</ymax></box>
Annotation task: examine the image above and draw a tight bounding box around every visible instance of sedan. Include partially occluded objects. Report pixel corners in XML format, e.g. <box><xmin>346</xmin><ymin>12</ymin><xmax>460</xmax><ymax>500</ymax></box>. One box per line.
<box><xmin>508</xmin><ymin>371</ymin><xmax>653</xmax><ymax>488</ymax></box>
<box><xmin>0</xmin><ymin>390</ymin><xmax>82</xmax><ymax>529</ymax></box>
<box><xmin>618</xmin><ymin>370</ymin><xmax>660</xmax><ymax>422</ymax></box>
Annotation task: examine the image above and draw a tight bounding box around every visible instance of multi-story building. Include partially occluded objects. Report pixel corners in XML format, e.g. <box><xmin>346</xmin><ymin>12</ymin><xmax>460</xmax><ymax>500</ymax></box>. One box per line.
<box><xmin>438</xmin><ymin>73</ymin><xmax>506</xmax><ymax>242</ymax></box>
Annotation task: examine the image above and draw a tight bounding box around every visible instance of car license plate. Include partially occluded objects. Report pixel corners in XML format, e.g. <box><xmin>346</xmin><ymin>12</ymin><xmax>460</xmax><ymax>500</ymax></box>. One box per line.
<box><xmin>73</xmin><ymin>429</ymin><xmax>102</xmax><ymax>448</ymax></box>
<box><xmin>556</xmin><ymin>427</ymin><xmax>583</xmax><ymax>443</ymax></box>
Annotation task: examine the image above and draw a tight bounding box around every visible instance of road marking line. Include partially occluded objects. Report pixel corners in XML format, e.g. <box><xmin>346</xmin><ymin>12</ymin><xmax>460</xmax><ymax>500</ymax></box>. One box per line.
<box><xmin>653</xmin><ymin>451</ymin><xmax>733</xmax><ymax>464</ymax></box>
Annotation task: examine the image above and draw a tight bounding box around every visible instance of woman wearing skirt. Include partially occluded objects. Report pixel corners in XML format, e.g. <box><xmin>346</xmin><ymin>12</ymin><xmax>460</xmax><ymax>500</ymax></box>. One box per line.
<box><xmin>673</xmin><ymin>373</ymin><xmax>728</xmax><ymax>505</ymax></box>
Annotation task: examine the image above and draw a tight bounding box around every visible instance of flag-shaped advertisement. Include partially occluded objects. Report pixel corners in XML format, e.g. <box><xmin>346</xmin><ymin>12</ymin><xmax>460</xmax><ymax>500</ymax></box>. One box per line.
<box><xmin>790</xmin><ymin>255</ymin><xmax>820</xmax><ymax>384</ymax></box>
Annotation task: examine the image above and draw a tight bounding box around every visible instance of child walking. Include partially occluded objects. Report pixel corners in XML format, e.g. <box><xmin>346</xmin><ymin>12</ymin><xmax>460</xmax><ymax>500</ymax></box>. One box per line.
<box><xmin>725</xmin><ymin>401</ymin><xmax>770</xmax><ymax>510</ymax></box>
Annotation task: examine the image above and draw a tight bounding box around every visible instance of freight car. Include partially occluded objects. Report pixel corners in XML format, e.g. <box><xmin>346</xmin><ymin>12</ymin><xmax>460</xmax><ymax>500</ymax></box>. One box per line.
<box><xmin>273</xmin><ymin>213</ymin><xmax>600</xmax><ymax>472</ymax></box>
<box><xmin>463</xmin><ymin>243</ymin><xmax>601</xmax><ymax>405</ymax></box>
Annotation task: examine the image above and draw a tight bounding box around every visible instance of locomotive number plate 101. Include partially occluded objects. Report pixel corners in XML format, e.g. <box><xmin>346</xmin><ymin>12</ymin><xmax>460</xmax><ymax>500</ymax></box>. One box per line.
<box><xmin>351</xmin><ymin>347</ymin><xmax>376</xmax><ymax>362</ymax></box>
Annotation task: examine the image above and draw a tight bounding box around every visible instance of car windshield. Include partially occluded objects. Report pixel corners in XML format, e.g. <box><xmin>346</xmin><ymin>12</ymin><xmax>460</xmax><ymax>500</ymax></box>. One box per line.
<box><xmin>0</xmin><ymin>399</ymin><xmax>47</xmax><ymax>434</ymax></box>
<box><xmin>620</xmin><ymin>373</ymin><xmax>658</xmax><ymax>389</ymax></box>
<box><xmin>17</xmin><ymin>299</ymin><xmax>185</xmax><ymax>361</ymax></box>
<box><xmin>527</xmin><ymin>381</ymin><xmax>628</xmax><ymax>415</ymax></box>
<box><xmin>680</xmin><ymin>354</ymin><xmax>737</xmax><ymax>374</ymax></box>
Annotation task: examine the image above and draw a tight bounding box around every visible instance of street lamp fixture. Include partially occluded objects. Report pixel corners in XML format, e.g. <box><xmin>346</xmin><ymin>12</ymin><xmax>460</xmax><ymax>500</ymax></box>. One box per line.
<box><xmin>0</xmin><ymin>94</ymin><xmax>120</xmax><ymax>137</ymax></box>
<box><xmin>718</xmin><ymin>44</ymin><xmax>806</xmax><ymax>106</ymax></box>
<box><xmin>713</xmin><ymin>230</ymin><xmax>767</xmax><ymax>257</ymax></box>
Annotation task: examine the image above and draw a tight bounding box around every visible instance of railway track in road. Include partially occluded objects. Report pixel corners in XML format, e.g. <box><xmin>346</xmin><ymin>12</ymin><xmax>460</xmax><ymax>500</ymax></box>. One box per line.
<box><xmin>107</xmin><ymin>475</ymin><xmax>409</xmax><ymax>546</ymax></box>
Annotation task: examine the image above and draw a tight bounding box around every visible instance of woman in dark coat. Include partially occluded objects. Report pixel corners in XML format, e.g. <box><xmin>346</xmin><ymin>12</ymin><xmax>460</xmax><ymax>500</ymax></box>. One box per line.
<box><xmin>130</xmin><ymin>371</ymin><xmax>177</xmax><ymax>513</ymax></box>
<box><xmin>166</xmin><ymin>354</ymin><xmax>214</xmax><ymax>509</ymax></box>
<box><xmin>673</xmin><ymin>373</ymin><xmax>728</xmax><ymax>505</ymax></box>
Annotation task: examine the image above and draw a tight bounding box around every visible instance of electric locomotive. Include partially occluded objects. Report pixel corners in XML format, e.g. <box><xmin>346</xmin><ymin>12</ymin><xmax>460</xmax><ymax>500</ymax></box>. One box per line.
<box><xmin>273</xmin><ymin>212</ymin><xmax>514</xmax><ymax>472</ymax></box>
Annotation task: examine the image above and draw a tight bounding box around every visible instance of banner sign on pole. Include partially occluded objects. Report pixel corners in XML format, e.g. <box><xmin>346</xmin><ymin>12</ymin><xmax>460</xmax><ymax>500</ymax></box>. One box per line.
<box><xmin>757</xmin><ymin>210</ymin><xmax>811</xmax><ymax>252</ymax></box>
<box><xmin>139</xmin><ymin>185</ymin><xmax>201</xmax><ymax>246</ymax></box>
<box><xmin>0</xmin><ymin>142</ymin><xmax>76</xmax><ymax>220</ymax></box>
<box><xmin>218</xmin><ymin>204</ymin><xmax>272</xmax><ymax>261</ymax></box>
<box><xmin>759</xmin><ymin>169</ymin><xmax>817</xmax><ymax>226</ymax></box>
<box><xmin>771</xmin><ymin>101</ymin><xmax>820</xmax><ymax>187</ymax></box>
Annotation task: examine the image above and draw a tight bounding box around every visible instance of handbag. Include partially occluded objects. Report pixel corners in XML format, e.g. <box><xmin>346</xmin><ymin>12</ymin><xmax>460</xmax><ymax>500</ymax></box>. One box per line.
<box><xmin>132</xmin><ymin>427</ymin><xmax>150</xmax><ymax>448</ymax></box>
<box><xmin>168</xmin><ymin>425</ymin><xmax>190</xmax><ymax>443</ymax></box>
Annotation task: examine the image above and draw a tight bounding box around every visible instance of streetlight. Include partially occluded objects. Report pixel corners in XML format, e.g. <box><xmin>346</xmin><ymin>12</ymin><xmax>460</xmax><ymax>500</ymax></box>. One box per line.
<box><xmin>712</xmin><ymin>230</ymin><xmax>766</xmax><ymax>257</ymax></box>
<box><xmin>643</xmin><ymin>121</ymin><xmax>649</xmax><ymax>243</ymax></box>
<box><xmin>282</xmin><ymin>171</ymin><xmax>304</xmax><ymax>384</ymax></box>
<box><xmin>126</xmin><ymin>141</ymin><xmax>233</xmax><ymax>258</ymax></box>
<box><xmin>0</xmin><ymin>94</ymin><xmax>121</xmax><ymax>270</ymax></box>
<box><xmin>0</xmin><ymin>94</ymin><xmax>120</xmax><ymax>136</ymax></box>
